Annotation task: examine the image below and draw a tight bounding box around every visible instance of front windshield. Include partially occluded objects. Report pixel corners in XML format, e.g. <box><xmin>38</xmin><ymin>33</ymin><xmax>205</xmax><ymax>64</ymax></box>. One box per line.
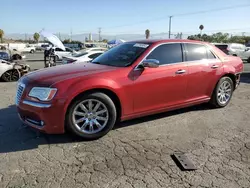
<box><xmin>91</xmin><ymin>42</ymin><xmax>151</xmax><ymax>67</ymax></box>
<box><xmin>73</xmin><ymin>52</ymin><xmax>88</xmax><ymax>57</ymax></box>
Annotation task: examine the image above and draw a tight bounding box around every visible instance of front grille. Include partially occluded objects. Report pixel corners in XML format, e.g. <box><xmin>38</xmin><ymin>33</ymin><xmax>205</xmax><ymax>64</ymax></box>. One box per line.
<box><xmin>15</xmin><ymin>83</ymin><xmax>25</xmax><ymax>105</ymax></box>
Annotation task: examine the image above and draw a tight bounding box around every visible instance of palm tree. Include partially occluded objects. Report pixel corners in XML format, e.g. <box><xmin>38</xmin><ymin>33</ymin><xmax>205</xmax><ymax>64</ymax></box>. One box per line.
<box><xmin>0</xmin><ymin>29</ymin><xmax>4</xmax><ymax>43</ymax></box>
<box><xmin>145</xmin><ymin>29</ymin><xmax>150</xmax><ymax>39</ymax></box>
<box><xmin>33</xmin><ymin>32</ymin><xmax>40</xmax><ymax>43</ymax></box>
<box><xmin>199</xmin><ymin>25</ymin><xmax>204</xmax><ymax>35</ymax></box>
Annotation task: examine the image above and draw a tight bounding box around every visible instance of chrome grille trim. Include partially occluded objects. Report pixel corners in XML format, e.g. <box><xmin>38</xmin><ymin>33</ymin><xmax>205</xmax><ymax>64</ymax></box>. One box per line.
<box><xmin>15</xmin><ymin>82</ymin><xmax>25</xmax><ymax>105</ymax></box>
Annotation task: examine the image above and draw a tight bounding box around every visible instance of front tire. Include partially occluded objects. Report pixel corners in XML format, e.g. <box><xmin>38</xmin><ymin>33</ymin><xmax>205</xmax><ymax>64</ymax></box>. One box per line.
<box><xmin>1</xmin><ymin>69</ymin><xmax>21</xmax><ymax>82</ymax></box>
<box><xmin>66</xmin><ymin>92</ymin><xmax>117</xmax><ymax>140</ymax></box>
<box><xmin>210</xmin><ymin>76</ymin><xmax>234</xmax><ymax>108</ymax></box>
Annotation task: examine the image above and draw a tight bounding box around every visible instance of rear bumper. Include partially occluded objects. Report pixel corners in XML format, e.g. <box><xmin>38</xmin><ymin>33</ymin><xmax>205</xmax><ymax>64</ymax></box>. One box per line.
<box><xmin>16</xmin><ymin>99</ymin><xmax>66</xmax><ymax>134</ymax></box>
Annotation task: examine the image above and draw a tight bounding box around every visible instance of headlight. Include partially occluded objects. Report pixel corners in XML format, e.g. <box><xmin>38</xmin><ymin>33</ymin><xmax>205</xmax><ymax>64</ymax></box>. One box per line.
<box><xmin>28</xmin><ymin>87</ymin><xmax>57</xmax><ymax>101</ymax></box>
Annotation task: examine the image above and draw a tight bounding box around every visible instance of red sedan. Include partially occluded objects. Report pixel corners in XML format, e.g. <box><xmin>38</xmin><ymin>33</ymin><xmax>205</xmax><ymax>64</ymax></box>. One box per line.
<box><xmin>15</xmin><ymin>39</ymin><xmax>243</xmax><ymax>140</ymax></box>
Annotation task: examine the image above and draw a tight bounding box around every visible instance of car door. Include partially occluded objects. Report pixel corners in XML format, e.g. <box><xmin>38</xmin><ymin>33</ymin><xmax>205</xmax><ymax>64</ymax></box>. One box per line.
<box><xmin>132</xmin><ymin>43</ymin><xmax>188</xmax><ymax>114</ymax></box>
<box><xmin>184</xmin><ymin>43</ymin><xmax>223</xmax><ymax>101</ymax></box>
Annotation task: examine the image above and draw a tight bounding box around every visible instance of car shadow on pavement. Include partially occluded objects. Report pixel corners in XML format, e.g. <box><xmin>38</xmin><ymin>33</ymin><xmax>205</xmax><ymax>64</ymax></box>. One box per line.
<box><xmin>240</xmin><ymin>72</ymin><xmax>250</xmax><ymax>84</ymax></box>
<box><xmin>0</xmin><ymin>105</ymin><xmax>84</xmax><ymax>154</ymax></box>
<box><xmin>116</xmin><ymin>103</ymin><xmax>211</xmax><ymax>130</ymax></box>
<box><xmin>0</xmin><ymin>103</ymin><xmax>212</xmax><ymax>154</ymax></box>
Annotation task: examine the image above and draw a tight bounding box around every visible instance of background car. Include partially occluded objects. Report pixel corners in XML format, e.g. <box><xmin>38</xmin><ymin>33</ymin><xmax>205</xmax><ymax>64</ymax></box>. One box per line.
<box><xmin>53</xmin><ymin>47</ymin><xmax>78</xmax><ymax>61</ymax></box>
<box><xmin>0</xmin><ymin>45</ymin><xmax>26</xmax><ymax>60</ymax></box>
<box><xmin>80</xmin><ymin>47</ymin><xmax>107</xmax><ymax>53</ymax></box>
<box><xmin>62</xmin><ymin>51</ymin><xmax>104</xmax><ymax>64</ymax></box>
<box><xmin>213</xmin><ymin>43</ymin><xmax>250</xmax><ymax>63</ymax></box>
<box><xmin>0</xmin><ymin>59</ymin><xmax>30</xmax><ymax>82</ymax></box>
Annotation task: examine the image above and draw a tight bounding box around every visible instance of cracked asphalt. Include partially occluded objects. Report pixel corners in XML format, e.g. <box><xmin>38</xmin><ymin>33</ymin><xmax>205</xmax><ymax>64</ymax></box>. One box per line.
<box><xmin>0</xmin><ymin>56</ymin><xmax>250</xmax><ymax>188</ymax></box>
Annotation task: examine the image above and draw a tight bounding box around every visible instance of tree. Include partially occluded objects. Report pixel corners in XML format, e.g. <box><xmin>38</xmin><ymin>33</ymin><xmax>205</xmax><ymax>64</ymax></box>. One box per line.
<box><xmin>102</xmin><ymin>39</ymin><xmax>108</xmax><ymax>43</ymax></box>
<box><xmin>33</xmin><ymin>32</ymin><xmax>40</xmax><ymax>43</ymax></box>
<box><xmin>199</xmin><ymin>25</ymin><xmax>204</xmax><ymax>35</ymax></box>
<box><xmin>145</xmin><ymin>29</ymin><xmax>150</xmax><ymax>39</ymax></box>
<box><xmin>0</xmin><ymin>29</ymin><xmax>4</xmax><ymax>43</ymax></box>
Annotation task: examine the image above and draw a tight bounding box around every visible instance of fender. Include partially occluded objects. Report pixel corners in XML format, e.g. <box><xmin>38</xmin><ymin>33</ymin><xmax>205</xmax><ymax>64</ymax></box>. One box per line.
<box><xmin>56</xmin><ymin>76</ymin><xmax>132</xmax><ymax>118</ymax></box>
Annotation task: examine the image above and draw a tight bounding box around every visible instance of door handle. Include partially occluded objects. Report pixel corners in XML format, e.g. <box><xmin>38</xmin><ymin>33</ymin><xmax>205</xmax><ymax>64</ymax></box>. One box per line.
<box><xmin>211</xmin><ymin>65</ymin><xmax>219</xmax><ymax>69</ymax></box>
<box><xmin>175</xmin><ymin>69</ymin><xmax>186</xmax><ymax>74</ymax></box>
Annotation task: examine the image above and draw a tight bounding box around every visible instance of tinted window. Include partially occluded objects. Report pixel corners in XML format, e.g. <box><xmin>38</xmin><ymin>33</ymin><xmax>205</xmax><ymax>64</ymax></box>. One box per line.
<box><xmin>146</xmin><ymin>43</ymin><xmax>182</xmax><ymax>65</ymax></box>
<box><xmin>89</xmin><ymin>53</ymin><xmax>102</xmax><ymax>59</ymax></box>
<box><xmin>55</xmin><ymin>48</ymin><xmax>63</xmax><ymax>52</ymax></box>
<box><xmin>186</xmin><ymin>43</ymin><xmax>207</xmax><ymax>61</ymax></box>
<box><xmin>66</xmin><ymin>48</ymin><xmax>72</xmax><ymax>52</ymax></box>
<box><xmin>215</xmin><ymin>45</ymin><xmax>228</xmax><ymax>50</ymax></box>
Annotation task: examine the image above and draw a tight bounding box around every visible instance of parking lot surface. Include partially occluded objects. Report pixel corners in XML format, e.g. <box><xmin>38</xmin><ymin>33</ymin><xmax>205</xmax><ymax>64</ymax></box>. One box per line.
<box><xmin>0</xmin><ymin>53</ymin><xmax>250</xmax><ymax>188</ymax></box>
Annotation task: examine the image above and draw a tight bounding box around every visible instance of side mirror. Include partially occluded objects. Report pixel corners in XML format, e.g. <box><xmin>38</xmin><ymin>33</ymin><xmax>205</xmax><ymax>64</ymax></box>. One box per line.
<box><xmin>142</xmin><ymin>59</ymin><xmax>160</xmax><ymax>68</ymax></box>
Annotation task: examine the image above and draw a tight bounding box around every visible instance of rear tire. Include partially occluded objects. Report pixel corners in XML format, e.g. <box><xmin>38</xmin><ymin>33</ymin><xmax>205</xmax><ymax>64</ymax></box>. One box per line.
<box><xmin>210</xmin><ymin>76</ymin><xmax>234</xmax><ymax>108</ymax></box>
<box><xmin>65</xmin><ymin>92</ymin><xmax>117</xmax><ymax>140</ymax></box>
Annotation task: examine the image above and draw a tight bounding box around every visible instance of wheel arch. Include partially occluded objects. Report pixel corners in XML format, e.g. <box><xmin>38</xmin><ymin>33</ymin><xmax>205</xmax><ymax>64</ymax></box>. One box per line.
<box><xmin>219</xmin><ymin>73</ymin><xmax>236</xmax><ymax>90</ymax></box>
<box><xmin>64</xmin><ymin>88</ymin><xmax>122</xmax><ymax>122</ymax></box>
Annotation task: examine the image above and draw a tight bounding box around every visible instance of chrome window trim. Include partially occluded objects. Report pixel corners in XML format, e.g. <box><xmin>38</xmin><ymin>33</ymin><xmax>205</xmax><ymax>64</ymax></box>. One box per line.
<box><xmin>134</xmin><ymin>41</ymin><xmax>220</xmax><ymax>71</ymax></box>
<box><xmin>22</xmin><ymin>100</ymin><xmax>51</xmax><ymax>108</ymax></box>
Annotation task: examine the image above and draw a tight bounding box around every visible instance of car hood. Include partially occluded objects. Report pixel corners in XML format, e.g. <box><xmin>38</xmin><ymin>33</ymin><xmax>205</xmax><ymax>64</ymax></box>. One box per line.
<box><xmin>24</xmin><ymin>63</ymin><xmax>119</xmax><ymax>86</ymax></box>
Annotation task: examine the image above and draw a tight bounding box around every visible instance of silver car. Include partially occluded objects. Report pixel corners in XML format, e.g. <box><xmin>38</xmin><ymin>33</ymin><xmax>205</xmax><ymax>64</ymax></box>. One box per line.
<box><xmin>213</xmin><ymin>43</ymin><xmax>250</xmax><ymax>63</ymax></box>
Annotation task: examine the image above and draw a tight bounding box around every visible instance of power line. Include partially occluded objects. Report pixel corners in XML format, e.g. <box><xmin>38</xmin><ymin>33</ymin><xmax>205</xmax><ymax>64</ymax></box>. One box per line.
<box><xmin>103</xmin><ymin>4</ymin><xmax>250</xmax><ymax>29</ymax></box>
<box><xmin>173</xmin><ymin>4</ymin><xmax>250</xmax><ymax>17</ymax></box>
<box><xmin>98</xmin><ymin>27</ymin><xmax>101</xmax><ymax>42</ymax></box>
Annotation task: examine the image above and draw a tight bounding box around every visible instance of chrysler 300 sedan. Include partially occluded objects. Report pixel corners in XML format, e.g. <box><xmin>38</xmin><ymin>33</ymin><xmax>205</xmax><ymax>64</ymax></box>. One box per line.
<box><xmin>15</xmin><ymin>39</ymin><xmax>243</xmax><ymax>140</ymax></box>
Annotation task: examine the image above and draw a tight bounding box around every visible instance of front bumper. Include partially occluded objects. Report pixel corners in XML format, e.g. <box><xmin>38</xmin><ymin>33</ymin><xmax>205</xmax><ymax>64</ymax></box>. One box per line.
<box><xmin>16</xmin><ymin>99</ymin><xmax>66</xmax><ymax>134</ymax></box>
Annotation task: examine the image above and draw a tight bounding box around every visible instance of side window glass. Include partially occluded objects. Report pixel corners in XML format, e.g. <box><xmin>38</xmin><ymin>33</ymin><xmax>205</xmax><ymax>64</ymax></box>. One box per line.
<box><xmin>146</xmin><ymin>43</ymin><xmax>182</xmax><ymax>65</ymax></box>
<box><xmin>207</xmin><ymin>48</ymin><xmax>216</xmax><ymax>59</ymax></box>
<box><xmin>186</xmin><ymin>43</ymin><xmax>207</xmax><ymax>61</ymax></box>
<box><xmin>89</xmin><ymin>53</ymin><xmax>102</xmax><ymax>59</ymax></box>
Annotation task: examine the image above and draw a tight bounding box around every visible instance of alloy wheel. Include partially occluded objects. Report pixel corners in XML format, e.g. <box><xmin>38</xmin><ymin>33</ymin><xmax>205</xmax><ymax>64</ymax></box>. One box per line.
<box><xmin>217</xmin><ymin>80</ymin><xmax>232</xmax><ymax>105</ymax></box>
<box><xmin>72</xmin><ymin>99</ymin><xmax>109</xmax><ymax>134</ymax></box>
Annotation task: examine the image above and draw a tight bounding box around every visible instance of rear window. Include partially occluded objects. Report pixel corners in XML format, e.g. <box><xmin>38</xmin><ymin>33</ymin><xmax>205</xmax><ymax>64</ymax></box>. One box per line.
<box><xmin>215</xmin><ymin>45</ymin><xmax>228</xmax><ymax>50</ymax></box>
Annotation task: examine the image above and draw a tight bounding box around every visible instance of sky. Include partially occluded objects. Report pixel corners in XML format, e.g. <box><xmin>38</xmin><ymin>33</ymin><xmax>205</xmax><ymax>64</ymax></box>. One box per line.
<box><xmin>1</xmin><ymin>0</ymin><xmax>250</xmax><ymax>36</ymax></box>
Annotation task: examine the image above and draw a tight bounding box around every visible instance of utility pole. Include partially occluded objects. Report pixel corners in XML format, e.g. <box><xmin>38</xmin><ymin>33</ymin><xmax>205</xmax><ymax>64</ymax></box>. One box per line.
<box><xmin>168</xmin><ymin>16</ymin><xmax>173</xmax><ymax>39</ymax></box>
<box><xmin>98</xmin><ymin>27</ymin><xmax>102</xmax><ymax>42</ymax></box>
<box><xmin>70</xmin><ymin>28</ymin><xmax>72</xmax><ymax>42</ymax></box>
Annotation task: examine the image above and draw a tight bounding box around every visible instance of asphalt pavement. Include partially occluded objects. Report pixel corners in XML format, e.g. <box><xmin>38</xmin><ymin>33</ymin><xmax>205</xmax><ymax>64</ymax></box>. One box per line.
<box><xmin>0</xmin><ymin>53</ymin><xmax>250</xmax><ymax>188</ymax></box>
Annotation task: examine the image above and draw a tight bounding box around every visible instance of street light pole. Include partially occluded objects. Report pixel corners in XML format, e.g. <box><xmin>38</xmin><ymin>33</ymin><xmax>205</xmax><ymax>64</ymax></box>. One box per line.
<box><xmin>168</xmin><ymin>16</ymin><xmax>173</xmax><ymax>39</ymax></box>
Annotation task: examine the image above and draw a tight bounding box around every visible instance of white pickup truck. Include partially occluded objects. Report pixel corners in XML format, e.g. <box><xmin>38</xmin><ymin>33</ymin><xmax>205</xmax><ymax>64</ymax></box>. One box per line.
<box><xmin>11</xmin><ymin>44</ymin><xmax>36</xmax><ymax>53</ymax></box>
<box><xmin>21</xmin><ymin>44</ymin><xmax>36</xmax><ymax>53</ymax></box>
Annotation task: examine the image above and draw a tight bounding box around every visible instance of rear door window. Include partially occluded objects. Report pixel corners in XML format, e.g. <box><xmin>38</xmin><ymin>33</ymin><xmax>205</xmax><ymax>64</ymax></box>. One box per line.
<box><xmin>185</xmin><ymin>43</ymin><xmax>207</xmax><ymax>61</ymax></box>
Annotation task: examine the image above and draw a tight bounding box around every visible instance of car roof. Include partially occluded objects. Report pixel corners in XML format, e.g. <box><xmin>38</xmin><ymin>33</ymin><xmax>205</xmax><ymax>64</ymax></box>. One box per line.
<box><xmin>127</xmin><ymin>39</ymin><xmax>209</xmax><ymax>45</ymax></box>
